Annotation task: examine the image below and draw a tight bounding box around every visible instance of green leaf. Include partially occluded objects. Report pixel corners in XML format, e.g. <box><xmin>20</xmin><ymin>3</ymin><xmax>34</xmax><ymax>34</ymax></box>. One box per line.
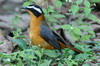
<box><xmin>19</xmin><ymin>49</ymin><xmax>37</xmax><ymax>59</ymax></box>
<box><xmin>17</xmin><ymin>59</ymin><xmax>24</xmax><ymax>66</ymax></box>
<box><xmin>53</xmin><ymin>14</ymin><xmax>65</xmax><ymax>18</ymax></box>
<box><xmin>92</xmin><ymin>0</ymin><xmax>100</xmax><ymax>2</ymax></box>
<box><xmin>69</xmin><ymin>32</ymin><xmax>80</xmax><ymax>41</ymax></box>
<box><xmin>25</xmin><ymin>59</ymin><xmax>31</xmax><ymax>66</ymax></box>
<box><xmin>12</xmin><ymin>39</ymin><xmax>27</xmax><ymax>50</ymax></box>
<box><xmin>65</xmin><ymin>58</ymin><xmax>77</xmax><ymax>66</ymax></box>
<box><xmin>68</xmin><ymin>55</ymin><xmax>72</xmax><ymax>60</ymax></box>
<box><xmin>75</xmin><ymin>53</ymin><xmax>90</xmax><ymax>61</ymax></box>
<box><xmin>39</xmin><ymin>60</ymin><xmax>52</xmax><ymax>66</ymax></box>
<box><xmin>12</xmin><ymin>15</ymin><xmax>21</xmax><ymax>25</ymax></box>
<box><xmin>82</xmin><ymin>63</ymin><xmax>90</xmax><ymax>66</ymax></box>
<box><xmin>58</xmin><ymin>62</ymin><xmax>63</xmax><ymax>66</ymax></box>
<box><xmin>70</xmin><ymin>5</ymin><xmax>79</xmax><ymax>14</ymax></box>
<box><xmin>71</xmin><ymin>60</ymin><xmax>78</xmax><ymax>65</ymax></box>
<box><xmin>76</xmin><ymin>0</ymin><xmax>83</xmax><ymax>5</ymax></box>
<box><xmin>43</xmin><ymin>9</ymin><xmax>48</xmax><ymax>14</ymax></box>
<box><xmin>34</xmin><ymin>50</ymin><xmax>42</xmax><ymax>59</ymax></box>
<box><xmin>0</xmin><ymin>41</ymin><xmax>3</xmax><ymax>44</ymax></box>
<box><xmin>81</xmin><ymin>35</ymin><xmax>91</xmax><ymax>41</ymax></box>
<box><xmin>88</xmin><ymin>31</ymin><xmax>96</xmax><ymax>38</ymax></box>
<box><xmin>54</xmin><ymin>0</ymin><xmax>62</xmax><ymax>7</ymax></box>
<box><xmin>47</xmin><ymin>16</ymin><xmax>59</xmax><ymax>22</ymax></box>
<box><xmin>48</xmin><ymin>6</ymin><xmax>55</xmax><ymax>13</ymax></box>
<box><xmin>73</xmin><ymin>28</ymin><xmax>81</xmax><ymax>35</ymax></box>
<box><xmin>84</xmin><ymin>0</ymin><xmax>90</xmax><ymax>7</ymax></box>
<box><xmin>61</xmin><ymin>24</ymin><xmax>71</xmax><ymax>29</ymax></box>
<box><xmin>87</xmin><ymin>14</ymin><xmax>100</xmax><ymax>22</ymax></box>
<box><xmin>79</xmin><ymin>25</ymin><xmax>92</xmax><ymax>31</ymax></box>
<box><xmin>81</xmin><ymin>53</ymin><xmax>90</xmax><ymax>59</ymax></box>
<box><xmin>84</xmin><ymin>7</ymin><xmax>91</xmax><ymax>16</ymax></box>
<box><xmin>80</xmin><ymin>44</ymin><xmax>92</xmax><ymax>52</ymax></box>
<box><xmin>23</xmin><ymin>1</ymin><xmax>31</xmax><ymax>6</ymax></box>
<box><xmin>44</xmin><ymin>50</ymin><xmax>59</xmax><ymax>58</ymax></box>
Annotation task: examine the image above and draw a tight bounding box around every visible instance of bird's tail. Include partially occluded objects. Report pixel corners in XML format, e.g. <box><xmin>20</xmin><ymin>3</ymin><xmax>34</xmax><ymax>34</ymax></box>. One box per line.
<box><xmin>60</xmin><ymin>42</ymin><xmax>83</xmax><ymax>53</ymax></box>
<box><xmin>65</xmin><ymin>45</ymin><xmax>83</xmax><ymax>53</ymax></box>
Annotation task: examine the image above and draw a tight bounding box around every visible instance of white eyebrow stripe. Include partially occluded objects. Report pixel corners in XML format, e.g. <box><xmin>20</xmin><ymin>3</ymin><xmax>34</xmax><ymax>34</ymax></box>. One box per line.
<box><xmin>26</xmin><ymin>6</ymin><xmax>42</xmax><ymax>13</ymax></box>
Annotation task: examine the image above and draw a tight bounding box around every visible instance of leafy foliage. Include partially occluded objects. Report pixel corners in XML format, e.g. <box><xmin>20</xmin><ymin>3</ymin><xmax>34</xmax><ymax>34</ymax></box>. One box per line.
<box><xmin>0</xmin><ymin>0</ymin><xmax>100</xmax><ymax>66</ymax></box>
<box><xmin>0</xmin><ymin>46</ymin><xmax>97</xmax><ymax>66</ymax></box>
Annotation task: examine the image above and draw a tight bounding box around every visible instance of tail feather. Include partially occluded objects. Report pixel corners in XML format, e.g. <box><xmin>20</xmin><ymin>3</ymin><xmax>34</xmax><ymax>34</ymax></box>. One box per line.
<box><xmin>65</xmin><ymin>45</ymin><xmax>83</xmax><ymax>53</ymax></box>
<box><xmin>59</xmin><ymin>42</ymin><xmax>83</xmax><ymax>53</ymax></box>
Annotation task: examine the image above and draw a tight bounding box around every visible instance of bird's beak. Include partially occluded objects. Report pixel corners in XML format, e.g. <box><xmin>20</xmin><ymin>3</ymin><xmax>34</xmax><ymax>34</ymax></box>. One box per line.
<box><xmin>21</xmin><ymin>6</ymin><xmax>27</xmax><ymax>9</ymax></box>
<box><xmin>20</xmin><ymin>6</ymin><xmax>28</xmax><ymax>12</ymax></box>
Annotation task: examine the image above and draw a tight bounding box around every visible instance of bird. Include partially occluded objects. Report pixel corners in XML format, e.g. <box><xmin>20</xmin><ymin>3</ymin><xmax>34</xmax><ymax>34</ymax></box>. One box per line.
<box><xmin>21</xmin><ymin>4</ymin><xmax>83</xmax><ymax>53</ymax></box>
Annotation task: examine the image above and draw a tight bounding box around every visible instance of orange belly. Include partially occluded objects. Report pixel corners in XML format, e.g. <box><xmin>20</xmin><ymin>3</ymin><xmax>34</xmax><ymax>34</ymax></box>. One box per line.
<box><xmin>31</xmin><ymin>35</ymin><xmax>66</xmax><ymax>49</ymax></box>
<box><xmin>30</xmin><ymin>32</ymin><xmax>54</xmax><ymax>49</ymax></box>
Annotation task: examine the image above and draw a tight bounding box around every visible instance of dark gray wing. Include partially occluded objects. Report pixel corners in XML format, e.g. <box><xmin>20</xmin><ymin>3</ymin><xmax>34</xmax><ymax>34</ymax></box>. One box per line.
<box><xmin>52</xmin><ymin>31</ymin><xmax>74</xmax><ymax>47</ymax></box>
<box><xmin>40</xmin><ymin>24</ymin><xmax>61</xmax><ymax>51</ymax></box>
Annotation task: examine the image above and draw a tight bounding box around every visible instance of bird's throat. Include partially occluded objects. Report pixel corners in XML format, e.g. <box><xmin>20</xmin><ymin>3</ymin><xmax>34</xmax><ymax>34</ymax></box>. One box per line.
<box><xmin>28</xmin><ymin>10</ymin><xmax>45</xmax><ymax>40</ymax></box>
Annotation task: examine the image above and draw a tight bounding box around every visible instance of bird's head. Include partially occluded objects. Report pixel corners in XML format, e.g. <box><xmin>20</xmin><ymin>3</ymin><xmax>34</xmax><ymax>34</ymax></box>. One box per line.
<box><xmin>21</xmin><ymin>5</ymin><xmax>44</xmax><ymax>17</ymax></box>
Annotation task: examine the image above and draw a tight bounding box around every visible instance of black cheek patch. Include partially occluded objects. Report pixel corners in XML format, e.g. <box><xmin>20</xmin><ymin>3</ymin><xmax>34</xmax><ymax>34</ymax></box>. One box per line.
<box><xmin>29</xmin><ymin>9</ymin><xmax>42</xmax><ymax>17</ymax></box>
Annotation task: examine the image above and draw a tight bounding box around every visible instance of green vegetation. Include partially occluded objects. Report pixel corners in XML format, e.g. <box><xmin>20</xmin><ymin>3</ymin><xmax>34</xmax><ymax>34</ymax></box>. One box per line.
<box><xmin>0</xmin><ymin>0</ymin><xmax>100</xmax><ymax>66</ymax></box>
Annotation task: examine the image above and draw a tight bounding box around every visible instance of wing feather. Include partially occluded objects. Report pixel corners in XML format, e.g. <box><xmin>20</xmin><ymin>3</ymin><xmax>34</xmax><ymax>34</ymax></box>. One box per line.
<box><xmin>52</xmin><ymin>31</ymin><xmax>74</xmax><ymax>47</ymax></box>
<box><xmin>40</xmin><ymin>24</ymin><xmax>61</xmax><ymax>50</ymax></box>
